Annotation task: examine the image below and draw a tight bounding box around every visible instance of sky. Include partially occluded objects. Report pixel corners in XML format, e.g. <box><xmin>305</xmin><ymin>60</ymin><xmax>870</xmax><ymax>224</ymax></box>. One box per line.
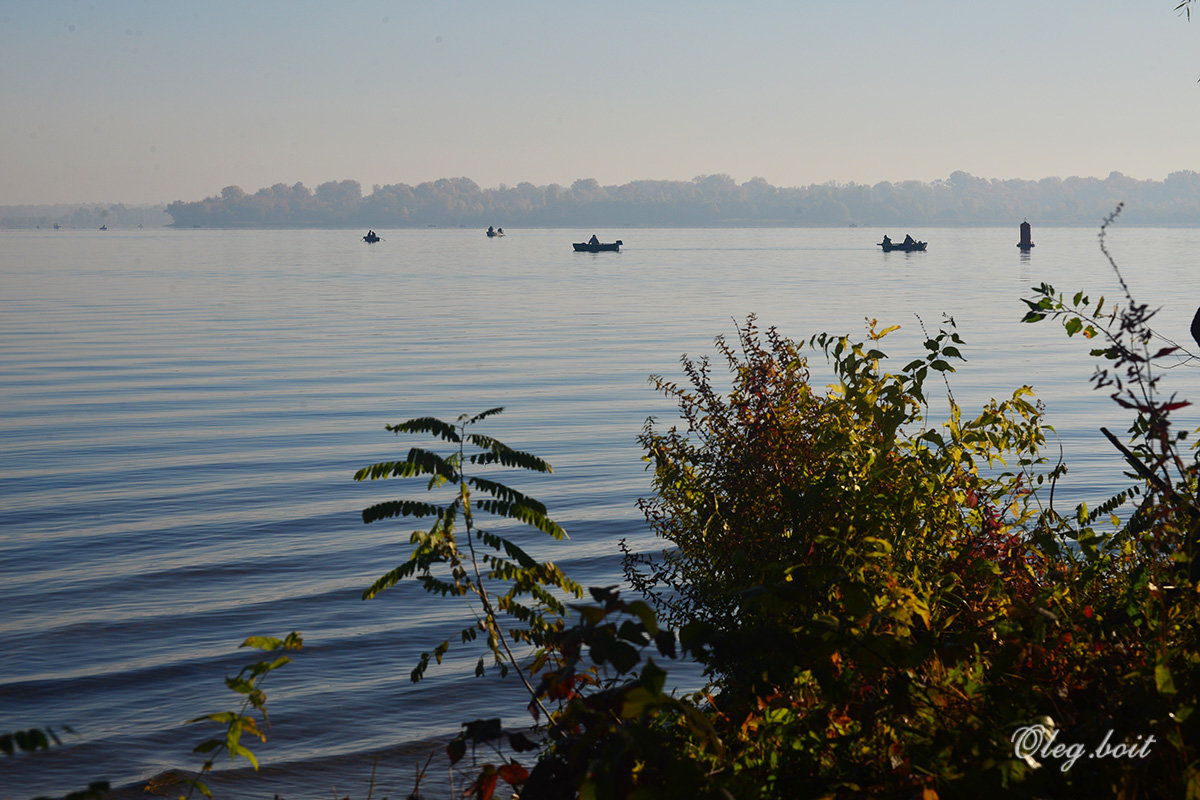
<box><xmin>1</xmin><ymin>1</ymin><xmax>1198</xmax><ymax>206</ymax></box>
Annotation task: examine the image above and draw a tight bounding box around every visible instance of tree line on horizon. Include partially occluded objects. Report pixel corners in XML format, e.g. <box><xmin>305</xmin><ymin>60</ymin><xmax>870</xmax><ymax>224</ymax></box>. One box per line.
<box><xmin>161</xmin><ymin>170</ymin><xmax>1200</xmax><ymax>229</ymax></box>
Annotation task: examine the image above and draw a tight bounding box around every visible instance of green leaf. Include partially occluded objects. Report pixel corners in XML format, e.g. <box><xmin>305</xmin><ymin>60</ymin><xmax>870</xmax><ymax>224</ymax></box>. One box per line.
<box><xmin>410</xmin><ymin>652</ymin><xmax>432</xmax><ymax>683</ymax></box>
<box><xmin>467</xmin><ymin>476</ymin><xmax>547</xmax><ymax>513</ymax></box>
<box><xmin>626</xmin><ymin>600</ymin><xmax>660</xmax><ymax>636</ymax></box>
<box><xmin>230</xmin><ymin>743</ymin><xmax>260</xmax><ymax>769</ymax></box>
<box><xmin>354</xmin><ymin>447</ymin><xmax>459</xmax><ymax>482</ymax></box>
<box><xmin>189</xmin><ymin>711</ymin><xmax>237</xmax><ymax>725</ymax></box>
<box><xmin>477</xmin><ymin>529</ymin><xmax>540</xmax><ymax>569</ymax></box>
<box><xmin>468</xmin><ymin>443</ymin><xmax>553</xmax><ymax>473</ymax></box>
<box><xmin>190</xmin><ymin>738</ymin><xmax>224</xmax><ymax>755</ymax></box>
<box><xmin>1156</xmin><ymin>661</ymin><xmax>1178</xmax><ymax>695</ymax></box>
<box><xmin>362</xmin><ymin>559</ymin><xmax>421</xmax><ymax>600</ymax></box>
<box><xmin>465</xmin><ymin>407</ymin><xmax>506</xmax><ymax>425</ymax></box>
<box><xmin>474</xmin><ymin>499</ymin><xmax>566</xmax><ymax>539</ymax></box>
<box><xmin>386</xmin><ymin>416</ymin><xmax>462</xmax><ymax>442</ymax></box>
<box><xmin>240</xmin><ymin>635</ymin><xmax>286</xmax><ymax>651</ymax></box>
<box><xmin>361</xmin><ymin>499</ymin><xmax>446</xmax><ymax>525</ymax></box>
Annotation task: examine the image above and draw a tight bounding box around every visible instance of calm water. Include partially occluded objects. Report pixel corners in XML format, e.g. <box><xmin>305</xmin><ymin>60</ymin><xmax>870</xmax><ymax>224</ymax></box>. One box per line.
<box><xmin>3</xmin><ymin>226</ymin><xmax>1200</xmax><ymax>799</ymax></box>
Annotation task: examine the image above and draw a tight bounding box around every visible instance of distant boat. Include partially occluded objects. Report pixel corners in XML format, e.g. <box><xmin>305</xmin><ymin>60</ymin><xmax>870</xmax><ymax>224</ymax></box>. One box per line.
<box><xmin>1018</xmin><ymin>220</ymin><xmax>1035</xmax><ymax>250</ymax></box>
<box><xmin>878</xmin><ymin>236</ymin><xmax>925</xmax><ymax>252</ymax></box>
<box><xmin>363</xmin><ymin>230</ymin><xmax>381</xmax><ymax>244</ymax></box>
<box><xmin>486</xmin><ymin>226</ymin><xmax>506</xmax><ymax>237</ymax></box>
<box><xmin>573</xmin><ymin>240</ymin><xmax>622</xmax><ymax>252</ymax></box>
<box><xmin>99</xmin><ymin>224</ymin><xmax>108</xmax><ymax>231</ymax></box>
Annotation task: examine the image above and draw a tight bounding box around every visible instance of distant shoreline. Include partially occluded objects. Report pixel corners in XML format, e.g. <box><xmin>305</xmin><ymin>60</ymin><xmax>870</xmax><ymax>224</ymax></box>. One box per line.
<box><xmin>7</xmin><ymin>169</ymin><xmax>1200</xmax><ymax>228</ymax></box>
<box><xmin>6</xmin><ymin>221</ymin><xmax>1200</xmax><ymax>231</ymax></box>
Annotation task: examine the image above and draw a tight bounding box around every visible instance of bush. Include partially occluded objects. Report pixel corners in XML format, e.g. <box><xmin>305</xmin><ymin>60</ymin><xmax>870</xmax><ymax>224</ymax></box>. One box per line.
<box><xmin>367</xmin><ymin>222</ymin><xmax>1200</xmax><ymax>798</ymax></box>
<box><xmin>591</xmin><ymin>292</ymin><xmax>1196</xmax><ymax>797</ymax></box>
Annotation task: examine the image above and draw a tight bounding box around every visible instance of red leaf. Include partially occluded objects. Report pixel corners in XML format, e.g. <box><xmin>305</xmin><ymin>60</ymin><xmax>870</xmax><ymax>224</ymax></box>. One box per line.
<box><xmin>498</xmin><ymin>761</ymin><xmax>530</xmax><ymax>785</ymax></box>
<box><xmin>469</xmin><ymin>766</ymin><xmax>499</xmax><ymax>800</ymax></box>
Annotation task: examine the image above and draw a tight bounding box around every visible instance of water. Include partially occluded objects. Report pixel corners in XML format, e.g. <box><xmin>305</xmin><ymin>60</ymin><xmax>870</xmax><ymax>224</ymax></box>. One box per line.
<box><xmin>3</xmin><ymin>226</ymin><xmax>1199</xmax><ymax>799</ymax></box>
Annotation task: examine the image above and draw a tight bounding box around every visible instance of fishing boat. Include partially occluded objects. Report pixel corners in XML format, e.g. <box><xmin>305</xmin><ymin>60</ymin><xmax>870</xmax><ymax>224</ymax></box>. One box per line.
<box><xmin>486</xmin><ymin>226</ymin><xmax>505</xmax><ymax>237</ymax></box>
<box><xmin>363</xmin><ymin>230</ymin><xmax>381</xmax><ymax>244</ymax></box>
<box><xmin>573</xmin><ymin>239</ymin><xmax>622</xmax><ymax>252</ymax></box>
<box><xmin>878</xmin><ymin>235</ymin><xmax>926</xmax><ymax>252</ymax></box>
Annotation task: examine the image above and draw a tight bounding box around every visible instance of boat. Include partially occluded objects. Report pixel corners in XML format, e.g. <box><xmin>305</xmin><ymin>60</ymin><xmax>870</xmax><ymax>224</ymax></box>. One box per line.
<box><xmin>878</xmin><ymin>236</ymin><xmax>926</xmax><ymax>252</ymax></box>
<box><xmin>99</xmin><ymin>225</ymin><xmax>108</xmax><ymax>231</ymax></box>
<box><xmin>486</xmin><ymin>226</ymin><xmax>506</xmax><ymax>237</ymax></box>
<box><xmin>363</xmin><ymin>230</ymin><xmax>381</xmax><ymax>244</ymax></box>
<box><xmin>573</xmin><ymin>239</ymin><xmax>623</xmax><ymax>252</ymax></box>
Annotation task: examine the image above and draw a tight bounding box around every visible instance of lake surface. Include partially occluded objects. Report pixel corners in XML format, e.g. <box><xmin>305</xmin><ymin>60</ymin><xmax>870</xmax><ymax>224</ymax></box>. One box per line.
<box><xmin>3</xmin><ymin>225</ymin><xmax>1200</xmax><ymax>799</ymax></box>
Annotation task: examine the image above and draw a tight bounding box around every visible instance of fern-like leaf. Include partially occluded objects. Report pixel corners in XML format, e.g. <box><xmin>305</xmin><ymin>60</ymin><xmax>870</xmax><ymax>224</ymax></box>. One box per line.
<box><xmin>477</xmin><ymin>529</ymin><xmax>540</xmax><ymax>569</ymax></box>
<box><xmin>361</xmin><ymin>500</ymin><xmax>446</xmax><ymax>525</ymax></box>
<box><xmin>386</xmin><ymin>417</ymin><xmax>462</xmax><ymax>442</ymax></box>
<box><xmin>467</xmin><ymin>476</ymin><xmax>548</xmax><ymax>513</ymax></box>
<box><xmin>355</xmin><ymin>447</ymin><xmax>459</xmax><ymax>482</ymax></box>
<box><xmin>464</xmin><ymin>407</ymin><xmax>506</xmax><ymax>425</ymax></box>
<box><xmin>467</xmin><ymin>437</ymin><xmax>553</xmax><ymax>472</ymax></box>
<box><xmin>362</xmin><ymin>560</ymin><xmax>421</xmax><ymax>600</ymax></box>
<box><xmin>475</xmin><ymin>499</ymin><xmax>567</xmax><ymax>538</ymax></box>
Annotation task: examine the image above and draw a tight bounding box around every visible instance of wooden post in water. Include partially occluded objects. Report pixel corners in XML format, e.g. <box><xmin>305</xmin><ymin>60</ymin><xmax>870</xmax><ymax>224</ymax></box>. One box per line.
<box><xmin>1018</xmin><ymin>220</ymin><xmax>1034</xmax><ymax>250</ymax></box>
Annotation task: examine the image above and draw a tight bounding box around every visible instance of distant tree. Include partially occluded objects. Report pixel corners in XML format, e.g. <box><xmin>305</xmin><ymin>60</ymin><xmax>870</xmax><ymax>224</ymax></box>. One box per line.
<box><xmin>164</xmin><ymin>171</ymin><xmax>1200</xmax><ymax>228</ymax></box>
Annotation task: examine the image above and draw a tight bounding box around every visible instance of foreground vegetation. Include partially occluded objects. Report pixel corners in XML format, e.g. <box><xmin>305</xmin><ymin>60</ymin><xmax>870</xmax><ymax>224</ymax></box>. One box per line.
<box><xmin>339</xmin><ymin>222</ymin><xmax>1200</xmax><ymax>798</ymax></box>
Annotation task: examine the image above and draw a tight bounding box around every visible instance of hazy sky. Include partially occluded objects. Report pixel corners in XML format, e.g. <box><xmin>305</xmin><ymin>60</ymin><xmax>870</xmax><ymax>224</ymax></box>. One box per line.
<box><xmin>2</xmin><ymin>1</ymin><xmax>1197</xmax><ymax>205</ymax></box>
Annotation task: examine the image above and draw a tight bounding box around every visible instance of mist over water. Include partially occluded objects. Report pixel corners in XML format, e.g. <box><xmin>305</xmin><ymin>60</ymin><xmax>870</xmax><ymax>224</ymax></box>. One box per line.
<box><xmin>3</xmin><ymin>226</ymin><xmax>1199</xmax><ymax>798</ymax></box>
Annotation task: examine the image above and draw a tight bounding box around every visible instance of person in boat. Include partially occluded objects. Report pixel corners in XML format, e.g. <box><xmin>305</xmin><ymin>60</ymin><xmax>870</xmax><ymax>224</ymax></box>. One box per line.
<box><xmin>497</xmin><ymin>227</ymin><xmax>503</xmax><ymax>234</ymax></box>
<box><xmin>487</xmin><ymin>226</ymin><xmax>495</xmax><ymax>235</ymax></box>
<box><xmin>882</xmin><ymin>235</ymin><xmax>892</xmax><ymax>247</ymax></box>
<box><xmin>903</xmin><ymin>234</ymin><xmax>914</xmax><ymax>246</ymax></box>
<box><xmin>588</xmin><ymin>234</ymin><xmax>600</xmax><ymax>245</ymax></box>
